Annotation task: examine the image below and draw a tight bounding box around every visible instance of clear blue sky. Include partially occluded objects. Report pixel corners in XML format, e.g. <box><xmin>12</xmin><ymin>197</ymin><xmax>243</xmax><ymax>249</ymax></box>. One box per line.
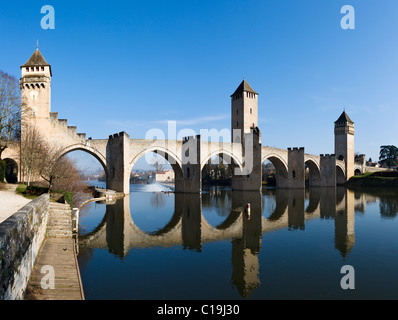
<box><xmin>1</xmin><ymin>0</ymin><xmax>398</xmax><ymax>171</ymax></box>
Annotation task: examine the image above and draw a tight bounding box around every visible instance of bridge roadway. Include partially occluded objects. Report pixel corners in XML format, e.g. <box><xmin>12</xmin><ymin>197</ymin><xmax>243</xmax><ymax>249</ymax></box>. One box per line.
<box><xmin>79</xmin><ymin>188</ymin><xmax>362</xmax><ymax>257</ymax></box>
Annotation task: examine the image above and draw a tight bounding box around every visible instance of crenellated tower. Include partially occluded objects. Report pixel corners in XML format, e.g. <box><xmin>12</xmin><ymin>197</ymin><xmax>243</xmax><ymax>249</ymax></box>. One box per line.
<box><xmin>20</xmin><ymin>47</ymin><xmax>52</xmax><ymax>124</ymax></box>
<box><xmin>231</xmin><ymin>80</ymin><xmax>258</xmax><ymax>143</ymax></box>
<box><xmin>334</xmin><ymin>111</ymin><xmax>355</xmax><ymax>180</ymax></box>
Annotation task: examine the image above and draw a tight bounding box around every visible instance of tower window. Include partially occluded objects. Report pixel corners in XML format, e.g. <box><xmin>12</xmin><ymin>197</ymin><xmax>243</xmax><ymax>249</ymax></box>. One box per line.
<box><xmin>31</xmin><ymin>67</ymin><xmax>34</xmax><ymax>72</ymax></box>
<box><xmin>41</xmin><ymin>67</ymin><xmax>44</xmax><ymax>71</ymax></box>
<box><xmin>237</xmin><ymin>121</ymin><xmax>239</xmax><ymax>127</ymax></box>
<box><xmin>250</xmin><ymin>108</ymin><xmax>252</xmax><ymax>114</ymax></box>
<box><xmin>26</xmin><ymin>68</ymin><xmax>29</xmax><ymax>72</ymax></box>
<box><xmin>237</xmin><ymin>109</ymin><xmax>238</xmax><ymax>115</ymax></box>
<box><xmin>36</xmin><ymin>67</ymin><xmax>39</xmax><ymax>71</ymax></box>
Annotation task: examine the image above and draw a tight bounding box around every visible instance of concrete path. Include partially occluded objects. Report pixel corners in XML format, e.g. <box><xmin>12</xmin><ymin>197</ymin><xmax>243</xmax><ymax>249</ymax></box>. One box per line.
<box><xmin>0</xmin><ymin>184</ymin><xmax>31</xmax><ymax>224</ymax></box>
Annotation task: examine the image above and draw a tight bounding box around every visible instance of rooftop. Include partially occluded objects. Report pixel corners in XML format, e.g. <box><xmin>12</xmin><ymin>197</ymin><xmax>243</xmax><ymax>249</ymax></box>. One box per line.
<box><xmin>335</xmin><ymin>111</ymin><xmax>354</xmax><ymax>124</ymax></box>
<box><xmin>231</xmin><ymin>80</ymin><xmax>258</xmax><ymax>97</ymax></box>
<box><xmin>21</xmin><ymin>48</ymin><xmax>52</xmax><ymax>76</ymax></box>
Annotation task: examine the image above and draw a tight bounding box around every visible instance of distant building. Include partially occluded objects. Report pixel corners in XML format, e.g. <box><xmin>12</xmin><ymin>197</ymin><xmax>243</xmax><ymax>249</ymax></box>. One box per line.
<box><xmin>152</xmin><ymin>170</ymin><xmax>174</xmax><ymax>183</ymax></box>
<box><xmin>367</xmin><ymin>162</ymin><xmax>381</xmax><ymax>168</ymax></box>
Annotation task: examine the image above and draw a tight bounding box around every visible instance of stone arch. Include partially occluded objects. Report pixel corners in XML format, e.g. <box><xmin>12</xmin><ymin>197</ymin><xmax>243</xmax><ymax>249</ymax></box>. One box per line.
<box><xmin>58</xmin><ymin>144</ymin><xmax>109</xmax><ymax>180</ymax></box>
<box><xmin>4</xmin><ymin>158</ymin><xmax>18</xmax><ymax>183</ymax></box>
<box><xmin>214</xmin><ymin>210</ymin><xmax>242</xmax><ymax>230</ymax></box>
<box><xmin>262</xmin><ymin>154</ymin><xmax>289</xmax><ymax>188</ymax></box>
<box><xmin>305</xmin><ymin>159</ymin><xmax>321</xmax><ymax>187</ymax></box>
<box><xmin>200</xmin><ymin>211</ymin><xmax>243</xmax><ymax>237</ymax></box>
<box><xmin>201</xmin><ymin>150</ymin><xmax>243</xmax><ymax>186</ymax></box>
<box><xmin>201</xmin><ymin>149</ymin><xmax>243</xmax><ymax>172</ymax></box>
<box><xmin>354</xmin><ymin>168</ymin><xmax>362</xmax><ymax>176</ymax></box>
<box><xmin>336</xmin><ymin>165</ymin><xmax>346</xmax><ymax>185</ymax></box>
<box><xmin>353</xmin><ymin>164</ymin><xmax>363</xmax><ymax>176</ymax></box>
<box><xmin>129</xmin><ymin>146</ymin><xmax>184</xmax><ymax>180</ymax></box>
<box><xmin>266</xmin><ymin>189</ymin><xmax>289</xmax><ymax>221</ymax></box>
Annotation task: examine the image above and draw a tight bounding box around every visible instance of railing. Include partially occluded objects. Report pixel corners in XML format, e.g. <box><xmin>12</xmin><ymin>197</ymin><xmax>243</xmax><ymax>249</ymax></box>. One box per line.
<box><xmin>72</xmin><ymin>193</ymin><xmax>115</xmax><ymax>234</ymax></box>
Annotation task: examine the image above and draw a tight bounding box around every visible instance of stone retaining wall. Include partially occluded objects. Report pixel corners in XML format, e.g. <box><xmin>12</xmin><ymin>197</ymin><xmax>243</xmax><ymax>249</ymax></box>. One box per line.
<box><xmin>0</xmin><ymin>194</ymin><xmax>49</xmax><ymax>300</ymax></box>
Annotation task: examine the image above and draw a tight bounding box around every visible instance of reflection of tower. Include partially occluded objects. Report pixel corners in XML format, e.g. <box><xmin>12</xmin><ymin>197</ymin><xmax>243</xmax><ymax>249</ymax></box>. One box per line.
<box><xmin>231</xmin><ymin>191</ymin><xmax>262</xmax><ymax>298</ymax></box>
<box><xmin>105</xmin><ymin>196</ymin><xmax>131</xmax><ymax>258</ymax></box>
<box><xmin>335</xmin><ymin>189</ymin><xmax>355</xmax><ymax>258</ymax></box>
<box><xmin>181</xmin><ymin>194</ymin><xmax>202</xmax><ymax>252</ymax></box>
<box><xmin>287</xmin><ymin>189</ymin><xmax>305</xmax><ymax>230</ymax></box>
<box><xmin>334</xmin><ymin>111</ymin><xmax>355</xmax><ymax>181</ymax></box>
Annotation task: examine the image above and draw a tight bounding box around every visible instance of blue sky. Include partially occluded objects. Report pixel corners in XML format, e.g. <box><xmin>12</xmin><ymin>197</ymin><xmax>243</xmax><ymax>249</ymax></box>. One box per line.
<box><xmin>1</xmin><ymin>0</ymin><xmax>398</xmax><ymax>171</ymax></box>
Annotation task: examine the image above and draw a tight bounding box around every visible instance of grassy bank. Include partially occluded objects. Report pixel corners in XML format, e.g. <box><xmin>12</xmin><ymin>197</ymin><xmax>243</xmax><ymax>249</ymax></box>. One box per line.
<box><xmin>347</xmin><ymin>171</ymin><xmax>398</xmax><ymax>187</ymax></box>
<box><xmin>16</xmin><ymin>184</ymin><xmax>74</xmax><ymax>207</ymax></box>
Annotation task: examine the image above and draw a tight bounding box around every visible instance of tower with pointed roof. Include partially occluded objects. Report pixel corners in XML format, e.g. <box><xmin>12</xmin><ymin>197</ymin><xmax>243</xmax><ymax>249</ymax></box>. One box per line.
<box><xmin>335</xmin><ymin>111</ymin><xmax>355</xmax><ymax>180</ymax></box>
<box><xmin>231</xmin><ymin>80</ymin><xmax>258</xmax><ymax>143</ymax></box>
<box><xmin>20</xmin><ymin>47</ymin><xmax>52</xmax><ymax>121</ymax></box>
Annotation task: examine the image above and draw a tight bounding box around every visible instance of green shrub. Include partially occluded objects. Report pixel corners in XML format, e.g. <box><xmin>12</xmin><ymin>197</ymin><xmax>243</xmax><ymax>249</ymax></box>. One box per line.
<box><xmin>16</xmin><ymin>184</ymin><xmax>27</xmax><ymax>194</ymax></box>
<box><xmin>51</xmin><ymin>189</ymin><xmax>74</xmax><ymax>208</ymax></box>
<box><xmin>25</xmin><ymin>185</ymin><xmax>49</xmax><ymax>196</ymax></box>
<box><xmin>64</xmin><ymin>192</ymin><xmax>74</xmax><ymax>208</ymax></box>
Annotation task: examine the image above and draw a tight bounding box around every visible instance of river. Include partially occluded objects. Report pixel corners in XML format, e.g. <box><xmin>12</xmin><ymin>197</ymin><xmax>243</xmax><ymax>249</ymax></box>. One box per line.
<box><xmin>76</xmin><ymin>183</ymin><xmax>398</xmax><ymax>300</ymax></box>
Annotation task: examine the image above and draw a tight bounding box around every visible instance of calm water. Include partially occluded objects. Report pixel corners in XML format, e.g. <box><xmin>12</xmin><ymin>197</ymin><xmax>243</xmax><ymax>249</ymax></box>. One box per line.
<box><xmin>77</xmin><ymin>182</ymin><xmax>398</xmax><ymax>300</ymax></box>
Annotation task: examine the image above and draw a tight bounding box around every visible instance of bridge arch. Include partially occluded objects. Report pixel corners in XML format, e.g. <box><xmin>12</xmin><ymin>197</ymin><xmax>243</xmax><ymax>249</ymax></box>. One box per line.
<box><xmin>305</xmin><ymin>158</ymin><xmax>321</xmax><ymax>187</ymax></box>
<box><xmin>201</xmin><ymin>150</ymin><xmax>243</xmax><ymax>171</ymax></box>
<box><xmin>261</xmin><ymin>154</ymin><xmax>289</xmax><ymax>188</ymax></box>
<box><xmin>58</xmin><ymin>144</ymin><xmax>109</xmax><ymax>179</ymax></box>
<box><xmin>354</xmin><ymin>166</ymin><xmax>363</xmax><ymax>176</ymax></box>
<box><xmin>129</xmin><ymin>146</ymin><xmax>184</xmax><ymax>180</ymax></box>
<box><xmin>336</xmin><ymin>164</ymin><xmax>346</xmax><ymax>185</ymax></box>
<box><xmin>3</xmin><ymin>158</ymin><xmax>18</xmax><ymax>183</ymax></box>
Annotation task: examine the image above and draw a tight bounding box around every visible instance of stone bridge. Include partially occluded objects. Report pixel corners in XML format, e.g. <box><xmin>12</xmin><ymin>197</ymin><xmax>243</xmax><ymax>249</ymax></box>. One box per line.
<box><xmin>2</xmin><ymin>48</ymin><xmax>382</xmax><ymax>191</ymax></box>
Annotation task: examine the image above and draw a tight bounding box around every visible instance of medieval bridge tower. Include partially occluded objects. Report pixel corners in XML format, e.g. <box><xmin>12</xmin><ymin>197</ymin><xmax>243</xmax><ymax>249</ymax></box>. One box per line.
<box><xmin>8</xmin><ymin>47</ymin><xmax>365</xmax><ymax>193</ymax></box>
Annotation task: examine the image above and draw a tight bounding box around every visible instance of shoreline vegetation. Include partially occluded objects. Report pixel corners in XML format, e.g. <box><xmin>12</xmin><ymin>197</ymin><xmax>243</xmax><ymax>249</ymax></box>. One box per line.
<box><xmin>346</xmin><ymin>171</ymin><xmax>398</xmax><ymax>188</ymax></box>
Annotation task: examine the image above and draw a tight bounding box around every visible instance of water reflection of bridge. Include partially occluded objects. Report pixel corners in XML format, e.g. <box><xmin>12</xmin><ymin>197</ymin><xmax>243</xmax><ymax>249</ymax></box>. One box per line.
<box><xmin>79</xmin><ymin>187</ymin><xmax>362</xmax><ymax>298</ymax></box>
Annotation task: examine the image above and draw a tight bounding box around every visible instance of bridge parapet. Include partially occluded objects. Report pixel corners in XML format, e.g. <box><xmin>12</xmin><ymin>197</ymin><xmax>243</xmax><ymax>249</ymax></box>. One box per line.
<box><xmin>46</xmin><ymin>112</ymin><xmax>88</xmax><ymax>146</ymax></box>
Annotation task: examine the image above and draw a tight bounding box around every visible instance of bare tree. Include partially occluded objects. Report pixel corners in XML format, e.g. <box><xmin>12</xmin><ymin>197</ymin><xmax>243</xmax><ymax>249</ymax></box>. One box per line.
<box><xmin>20</xmin><ymin>125</ymin><xmax>46</xmax><ymax>186</ymax></box>
<box><xmin>39</xmin><ymin>148</ymin><xmax>76</xmax><ymax>191</ymax></box>
<box><xmin>0</xmin><ymin>71</ymin><xmax>21</xmax><ymax>159</ymax></box>
<box><xmin>19</xmin><ymin>124</ymin><xmax>90</xmax><ymax>205</ymax></box>
<box><xmin>152</xmin><ymin>159</ymin><xmax>164</xmax><ymax>173</ymax></box>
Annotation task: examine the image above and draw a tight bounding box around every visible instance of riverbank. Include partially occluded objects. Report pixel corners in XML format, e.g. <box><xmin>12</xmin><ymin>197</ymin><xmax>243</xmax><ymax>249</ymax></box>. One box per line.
<box><xmin>346</xmin><ymin>171</ymin><xmax>398</xmax><ymax>187</ymax></box>
<box><xmin>0</xmin><ymin>184</ymin><xmax>31</xmax><ymax>224</ymax></box>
